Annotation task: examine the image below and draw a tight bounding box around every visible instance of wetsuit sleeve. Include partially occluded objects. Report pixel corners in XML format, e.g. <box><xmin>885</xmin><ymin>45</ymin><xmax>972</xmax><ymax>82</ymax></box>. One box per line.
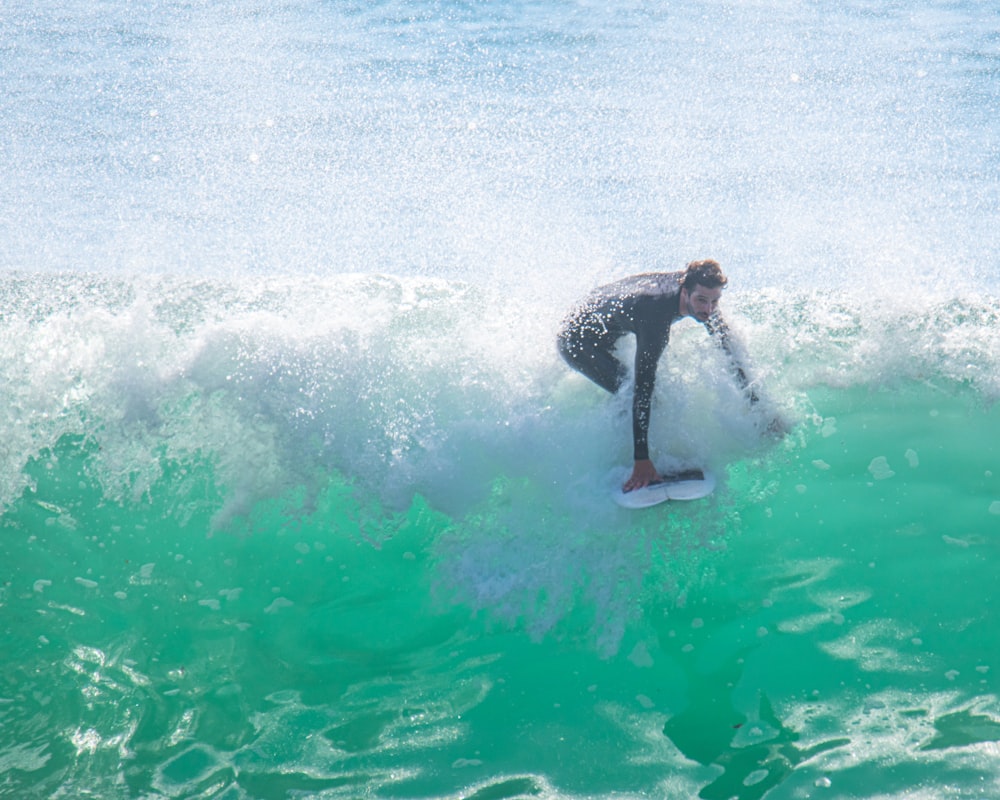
<box><xmin>708</xmin><ymin>314</ymin><xmax>758</xmax><ymax>403</ymax></box>
<box><xmin>631</xmin><ymin>329</ymin><xmax>670</xmax><ymax>461</ymax></box>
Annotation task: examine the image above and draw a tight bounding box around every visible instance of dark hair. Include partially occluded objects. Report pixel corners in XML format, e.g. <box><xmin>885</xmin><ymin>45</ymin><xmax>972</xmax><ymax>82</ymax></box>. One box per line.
<box><xmin>680</xmin><ymin>259</ymin><xmax>728</xmax><ymax>291</ymax></box>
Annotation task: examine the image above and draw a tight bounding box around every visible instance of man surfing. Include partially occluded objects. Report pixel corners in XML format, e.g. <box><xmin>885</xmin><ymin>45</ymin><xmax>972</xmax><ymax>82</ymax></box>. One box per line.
<box><xmin>557</xmin><ymin>259</ymin><xmax>765</xmax><ymax>493</ymax></box>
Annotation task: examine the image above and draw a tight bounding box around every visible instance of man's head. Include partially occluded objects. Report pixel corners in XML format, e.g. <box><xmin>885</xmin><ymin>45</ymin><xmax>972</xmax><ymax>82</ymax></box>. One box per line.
<box><xmin>679</xmin><ymin>259</ymin><xmax>727</xmax><ymax>322</ymax></box>
<box><xmin>680</xmin><ymin>259</ymin><xmax>728</xmax><ymax>291</ymax></box>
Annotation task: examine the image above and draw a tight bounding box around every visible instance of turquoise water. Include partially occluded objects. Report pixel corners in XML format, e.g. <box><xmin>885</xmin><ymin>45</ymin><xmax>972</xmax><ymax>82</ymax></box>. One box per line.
<box><xmin>3</xmin><ymin>0</ymin><xmax>1000</xmax><ymax>797</ymax></box>
<box><xmin>2</xmin><ymin>276</ymin><xmax>1000</xmax><ymax>798</ymax></box>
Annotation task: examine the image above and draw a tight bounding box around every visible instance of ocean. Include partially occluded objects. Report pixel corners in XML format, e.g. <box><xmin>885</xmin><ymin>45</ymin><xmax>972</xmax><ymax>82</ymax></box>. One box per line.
<box><xmin>2</xmin><ymin>1</ymin><xmax>999</xmax><ymax>798</ymax></box>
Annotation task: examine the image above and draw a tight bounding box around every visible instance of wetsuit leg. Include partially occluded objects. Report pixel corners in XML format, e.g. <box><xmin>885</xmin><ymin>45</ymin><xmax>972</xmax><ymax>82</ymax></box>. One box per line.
<box><xmin>557</xmin><ymin>316</ymin><xmax>626</xmax><ymax>394</ymax></box>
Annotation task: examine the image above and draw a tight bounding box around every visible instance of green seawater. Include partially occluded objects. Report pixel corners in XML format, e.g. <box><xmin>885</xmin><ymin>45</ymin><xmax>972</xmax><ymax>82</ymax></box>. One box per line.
<box><xmin>3</xmin><ymin>381</ymin><xmax>999</xmax><ymax>799</ymax></box>
<box><xmin>4</xmin><ymin>0</ymin><xmax>1000</xmax><ymax>792</ymax></box>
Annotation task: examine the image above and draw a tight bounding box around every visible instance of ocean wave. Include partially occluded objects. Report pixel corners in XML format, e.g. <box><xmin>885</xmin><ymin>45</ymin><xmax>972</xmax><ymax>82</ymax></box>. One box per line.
<box><xmin>3</xmin><ymin>272</ymin><xmax>998</xmax><ymax>516</ymax></box>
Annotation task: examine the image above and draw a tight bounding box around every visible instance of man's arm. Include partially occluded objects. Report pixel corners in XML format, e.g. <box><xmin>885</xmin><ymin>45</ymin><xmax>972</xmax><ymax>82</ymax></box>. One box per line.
<box><xmin>631</xmin><ymin>331</ymin><xmax>670</xmax><ymax>461</ymax></box>
<box><xmin>707</xmin><ymin>314</ymin><xmax>758</xmax><ymax>403</ymax></box>
<box><xmin>706</xmin><ymin>314</ymin><xmax>792</xmax><ymax>434</ymax></box>
<box><xmin>623</xmin><ymin>332</ymin><xmax>669</xmax><ymax>492</ymax></box>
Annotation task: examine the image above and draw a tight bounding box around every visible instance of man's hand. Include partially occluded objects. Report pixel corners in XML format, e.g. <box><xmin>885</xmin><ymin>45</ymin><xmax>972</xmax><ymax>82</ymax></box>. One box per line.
<box><xmin>623</xmin><ymin>459</ymin><xmax>661</xmax><ymax>492</ymax></box>
<box><xmin>765</xmin><ymin>415</ymin><xmax>791</xmax><ymax>437</ymax></box>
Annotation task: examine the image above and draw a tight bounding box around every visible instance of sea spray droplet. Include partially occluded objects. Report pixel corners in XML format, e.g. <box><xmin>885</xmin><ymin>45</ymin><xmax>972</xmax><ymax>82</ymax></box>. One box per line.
<box><xmin>905</xmin><ymin>448</ymin><xmax>919</xmax><ymax>467</ymax></box>
<box><xmin>989</xmin><ymin>501</ymin><xmax>1000</xmax><ymax>516</ymax></box>
<box><xmin>868</xmin><ymin>457</ymin><xmax>895</xmax><ymax>480</ymax></box>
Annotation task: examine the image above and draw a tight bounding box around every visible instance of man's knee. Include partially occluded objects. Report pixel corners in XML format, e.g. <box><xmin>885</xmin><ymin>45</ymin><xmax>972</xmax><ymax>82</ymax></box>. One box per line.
<box><xmin>556</xmin><ymin>330</ymin><xmax>577</xmax><ymax>365</ymax></box>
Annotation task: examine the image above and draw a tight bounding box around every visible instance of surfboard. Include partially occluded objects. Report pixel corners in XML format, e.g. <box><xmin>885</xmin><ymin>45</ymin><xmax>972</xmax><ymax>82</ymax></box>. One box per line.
<box><xmin>612</xmin><ymin>468</ymin><xmax>715</xmax><ymax>509</ymax></box>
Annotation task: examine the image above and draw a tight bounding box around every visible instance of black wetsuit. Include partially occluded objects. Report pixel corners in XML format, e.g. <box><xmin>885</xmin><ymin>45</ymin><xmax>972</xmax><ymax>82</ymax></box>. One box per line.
<box><xmin>557</xmin><ymin>271</ymin><xmax>751</xmax><ymax>462</ymax></box>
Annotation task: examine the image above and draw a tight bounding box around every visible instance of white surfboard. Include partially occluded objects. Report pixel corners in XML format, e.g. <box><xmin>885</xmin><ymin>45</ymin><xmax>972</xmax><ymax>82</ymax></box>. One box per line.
<box><xmin>612</xmin><ymin>468</ymin><xmax>715</xmax><ymax>509</ymax></box>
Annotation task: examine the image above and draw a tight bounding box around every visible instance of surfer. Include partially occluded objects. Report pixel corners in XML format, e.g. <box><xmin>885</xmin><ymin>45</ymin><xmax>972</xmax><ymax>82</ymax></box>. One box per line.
<box><xmin>557</xmin><ymin>259</ymin><xmax>764</xmax><ymax>492</ymax></box>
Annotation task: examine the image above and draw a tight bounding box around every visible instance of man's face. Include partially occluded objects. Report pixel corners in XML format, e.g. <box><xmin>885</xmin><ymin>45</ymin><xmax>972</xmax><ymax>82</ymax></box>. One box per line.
<box><xmin>681</xmin><ymin>284</ymin><xmax>723</xmax><ymax>322</ymax></box>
